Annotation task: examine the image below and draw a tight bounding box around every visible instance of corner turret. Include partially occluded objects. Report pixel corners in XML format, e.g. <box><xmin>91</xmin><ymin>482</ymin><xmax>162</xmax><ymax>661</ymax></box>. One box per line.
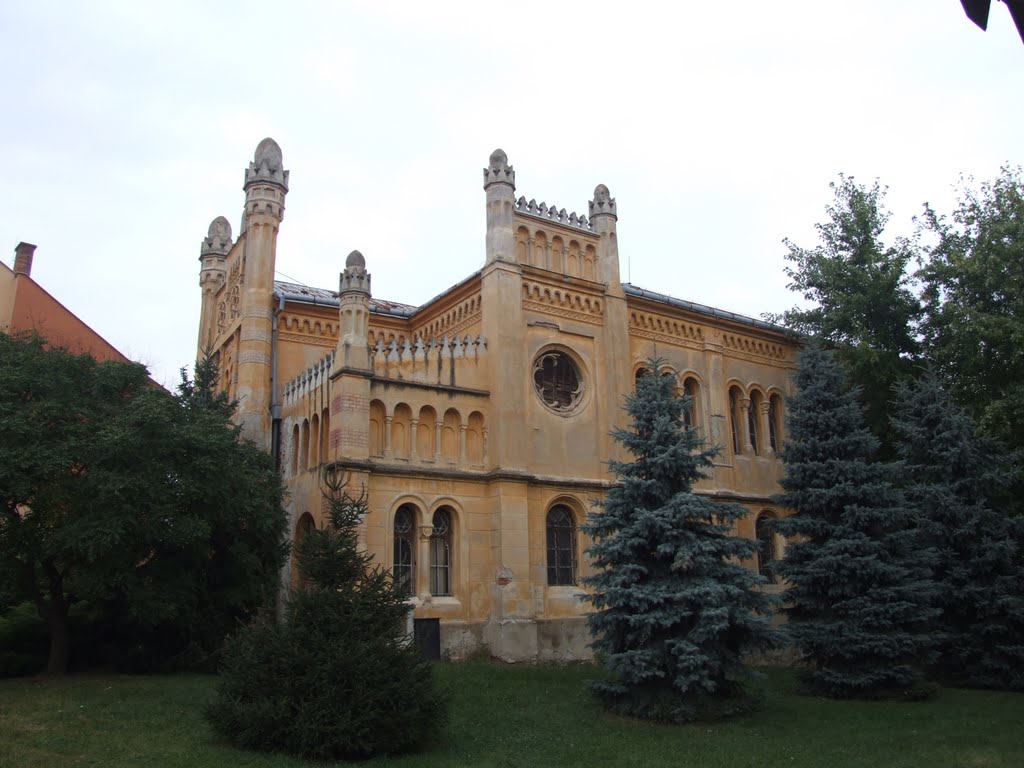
<box><xmin>483</xmin><ymin>149</ymin><xmax>516</xmax><ymax>265</ymax></box>
<box><xmin>589</xmin><ymin>183</ymin><xmax>621</xmax><ymax>292</ymax></box>
<box><xmin>197</xmin><ymin>216</ymin><xmax>233</xmax><ymax>354</ymax></box>
<box><xmin>337</xmin><ymin>250</ymin><xmax>372</xmax><ymax>370</ymax></box>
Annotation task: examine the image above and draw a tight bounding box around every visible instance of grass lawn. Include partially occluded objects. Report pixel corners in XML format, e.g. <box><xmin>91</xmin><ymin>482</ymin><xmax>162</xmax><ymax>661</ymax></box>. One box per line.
<box><xmin>1</xmin><ymin>663</ymin><xmax>1022</xmax><ymax>768</ymax></box>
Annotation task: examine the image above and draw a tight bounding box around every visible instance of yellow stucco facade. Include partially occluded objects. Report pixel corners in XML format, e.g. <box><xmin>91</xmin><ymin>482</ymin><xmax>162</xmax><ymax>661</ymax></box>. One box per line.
<box><xmin>195</xmin><ymin>139</ymin><xmax>798</xmax><ymax>661</ymax></box>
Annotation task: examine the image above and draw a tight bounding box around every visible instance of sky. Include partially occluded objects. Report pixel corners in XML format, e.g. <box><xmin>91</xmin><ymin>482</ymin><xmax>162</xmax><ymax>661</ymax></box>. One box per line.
<box><xmin>1</xmin><ymin>1</ymin><xmax>1021</xmax><ymax>388</ymax></box>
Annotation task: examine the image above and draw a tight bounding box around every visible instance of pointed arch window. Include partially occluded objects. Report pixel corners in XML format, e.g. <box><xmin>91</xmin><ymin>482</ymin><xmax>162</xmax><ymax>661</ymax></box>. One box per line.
<box><xmin>546</xmin><ymin>505</ymin><xmax>577</xmax><ymax>586</ymax></box>
<box><xmin>429</xmin><ymin>508</ymin><xmax>452</xmax><ymax>596</ymax></box>
<box><xmin>393</xmin><ymin>505</ymin><xmax>417</xmax><ymax>595</ymax></box>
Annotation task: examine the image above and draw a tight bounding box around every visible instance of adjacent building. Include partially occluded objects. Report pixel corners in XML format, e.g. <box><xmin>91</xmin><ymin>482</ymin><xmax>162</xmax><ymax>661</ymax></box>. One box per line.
<box><xmin>2</xmin><ymin>241</ymin><xmax>132</xmax><ymax>364</ymax></box>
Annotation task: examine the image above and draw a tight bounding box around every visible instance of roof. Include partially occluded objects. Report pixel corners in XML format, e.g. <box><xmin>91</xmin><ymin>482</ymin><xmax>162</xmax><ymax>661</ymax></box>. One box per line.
<box><xmin>274</xmin><ymin>280</ymin><xmax>416</xmax><ymax>315</ymax></box>
<box><xmin>274</xmin><ymin>278</ymin><xmax>789</xmax><ymax>335</ymax></box>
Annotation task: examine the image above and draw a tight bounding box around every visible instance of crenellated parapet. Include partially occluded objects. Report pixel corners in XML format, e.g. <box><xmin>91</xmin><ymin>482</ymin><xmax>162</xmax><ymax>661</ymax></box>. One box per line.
<box><xmin>284</xmin><ymin>351</ymin><xmax>335</xmax><ymax>406</ymax></box>
<box><xmin>370</xmin><ymin>333</ymin><xmax>487</xmax><ymax>387</ymax></box>
<box><xmin>514</xmin><ymin>197</ymin><xmax>593</xmax><ymax>232</ymax></box>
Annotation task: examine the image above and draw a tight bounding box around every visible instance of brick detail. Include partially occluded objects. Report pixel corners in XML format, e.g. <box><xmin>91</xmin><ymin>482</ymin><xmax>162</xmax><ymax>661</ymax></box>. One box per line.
<box><xmin>330</xmin><ymin>427</ymin><xmax>367</xmax><ymax>450</ymax></box>
<box><xmin>332</xmin><ymin>393</ymin><xmax>368</xmax><ymax>412</ymax></box>
<box><xmin>240</xmin><ymin>328</ymin><xmax>272</xmax><ymax>343</ymax></box>
<box><xmin>238</xmin><ymin>351</ymin><xmax>270</xmax><ymax>365</ymax></box>
<box><xmin>242</xmin><ymin>305</ymin><xmax>274</xmax><ymax>320</ymax></box>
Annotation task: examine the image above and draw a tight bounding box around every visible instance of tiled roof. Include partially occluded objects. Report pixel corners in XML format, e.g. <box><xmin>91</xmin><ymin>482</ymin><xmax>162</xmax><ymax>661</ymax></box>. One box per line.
<box><xmin>274</xmin><ymin>280</ymin><xmax>415</xmax><ymax>314</ymax></box>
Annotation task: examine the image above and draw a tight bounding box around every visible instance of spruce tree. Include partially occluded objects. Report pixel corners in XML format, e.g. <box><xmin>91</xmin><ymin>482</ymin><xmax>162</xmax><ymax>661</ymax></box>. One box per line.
<box><xmin>581</xmin><ymin>363</ymin><xmax>777</xmax><ymax>723</ymax></box>
<box><xmin>893</xmin><ymin>374</ymin><xmax>1024</xmax><ymax>690</ymax></box>
<box><xmin>207</xmin><ymin>472</ymin><xmax>447</xmax><ymax>760</ymax></box>
<box><xmin>773</xmin><ymin>344</ymin><xmax>939</xmax><ymax>699</ymax></box>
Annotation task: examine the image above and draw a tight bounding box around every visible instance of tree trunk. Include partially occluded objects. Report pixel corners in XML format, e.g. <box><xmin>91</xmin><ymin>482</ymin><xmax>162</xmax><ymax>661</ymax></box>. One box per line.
<box><xmin>27</xmin><ymin>560</ymin><xmax>71</xmax><ymax>676</ymax></box>
<box><xmin>45</xmin><ymin>606</ymin><xmax>70</xmax><ymax>676</ymax></box>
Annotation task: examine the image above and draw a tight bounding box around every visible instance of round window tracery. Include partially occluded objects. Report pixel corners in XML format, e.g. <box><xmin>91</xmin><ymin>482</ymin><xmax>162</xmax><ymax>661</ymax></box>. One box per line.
<box><xmin>533</xmin><ymin>350</ymin><xmax>584</xmax><ymax>413</ymax></box>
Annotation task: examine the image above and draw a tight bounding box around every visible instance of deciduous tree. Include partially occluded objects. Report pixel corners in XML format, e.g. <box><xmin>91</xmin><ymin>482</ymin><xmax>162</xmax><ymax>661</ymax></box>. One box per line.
<box><xmin>917</xmin><ymin>166</ymin><xmax>1024</xmax><ymax>476</ymax></box>
<box><xmin>0</xmin><ymin>335</ymin><xmax>287</xmax><ymax>674</ymax></box>
<box><xmin>772</xmin><ymin>176</ymin><xmax>921</xmax><ymax>457</ymax></box>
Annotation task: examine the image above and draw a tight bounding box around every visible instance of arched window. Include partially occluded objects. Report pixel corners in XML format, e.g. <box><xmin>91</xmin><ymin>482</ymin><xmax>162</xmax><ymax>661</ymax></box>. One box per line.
<box><xmin>290</xmin><ymin>424</ymin><xmax>299</xmax><ymax>475</ymax></box>
<box><xmin>309</xmin><ymin>414</ymin><xmax>320</xmax><ymax>469</ymax></box>
<box><xmin>546</xmin><ymin>505</ymin><xmax>577</xmax><ymax>586</ymax></box>
<box><xmin>393</xmin><ymin>504</ymin><xmax>417</xmax><ymax>595</ymax></box>
<box><xmin>756</xmin><ymin>512</ymin><xmax>778</xmax><ymax>580</ymax></box>
<box><xmin>729</xmin><ymin>387</ymin><xmax>742</xmax><ymax>455</ymax></box>
<box><xmin>769</xmin><ymin>394</ymin><xmax>783</xmax><ymax>452</ymax></box>
<box><xmin>748</xmin><ymin>391</ymin><xmax>761</xmax><ymax>455</ymax></box>
<box><xmin>429</xmin><ymin>508</ymin><xmax>452</xmax><ymax>596</ymax></box>
<box><xmin>634</xmin><ymin>366</ymin><xmax>651</xmax><ymax>391</ymax></box>
<box><xmin>682</xmin><ymin>377</ymin><xmax>700</xmax><ymax>432</ymax></box>
<box><xmin>300</xmin><ymin>419</ymin><xmax>310</xmax><ymax>472</ymax></box>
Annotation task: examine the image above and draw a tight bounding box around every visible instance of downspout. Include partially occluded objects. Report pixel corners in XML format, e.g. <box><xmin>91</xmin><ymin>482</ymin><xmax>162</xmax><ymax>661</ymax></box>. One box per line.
<box><xmin>270</xmin><ymin>292</ymin><xmax>285</xmax><ymax>472</ymax></box>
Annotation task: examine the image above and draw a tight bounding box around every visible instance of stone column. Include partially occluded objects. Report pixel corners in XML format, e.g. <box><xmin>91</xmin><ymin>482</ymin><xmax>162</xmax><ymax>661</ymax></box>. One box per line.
<box><xmin>740</xmin><ymin>397</ymin><xmax>754</xmax><ymax>454</ymax></box>
<box><xmin>759</xmin><ymin>400</ymin><xmax>774</xmax><ymax>456</ymax></box>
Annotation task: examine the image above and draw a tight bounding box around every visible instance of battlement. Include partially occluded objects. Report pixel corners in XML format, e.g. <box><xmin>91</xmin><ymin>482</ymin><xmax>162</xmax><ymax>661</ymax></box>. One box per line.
<box><xmin>514</xmin><ymin>197</ymin><xmax>594</xmax><ymax>233</ymax></box>
<box><xmin>370</xmin><ymin>333</ymin><xmax>487</xmax><ymax>388</ymax></box>
<box><xmin>283</xmin><ymin>351</ymin><xmax>335</xmax><ymax>406</ymax></box>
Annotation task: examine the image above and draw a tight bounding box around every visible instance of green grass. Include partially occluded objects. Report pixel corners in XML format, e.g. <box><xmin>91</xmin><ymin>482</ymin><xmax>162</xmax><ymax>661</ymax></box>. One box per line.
<box><xmin>1</xmin><ymin>663</ymin><xmax>1022</xmax><ymax>767</ymax></box>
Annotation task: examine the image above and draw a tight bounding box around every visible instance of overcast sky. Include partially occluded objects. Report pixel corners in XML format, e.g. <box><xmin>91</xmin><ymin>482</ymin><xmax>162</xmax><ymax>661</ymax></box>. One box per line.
<box><xmin>1</xmin><ymin>1</ymin><xmax>1021</xmax><ymax>387</ymax></box>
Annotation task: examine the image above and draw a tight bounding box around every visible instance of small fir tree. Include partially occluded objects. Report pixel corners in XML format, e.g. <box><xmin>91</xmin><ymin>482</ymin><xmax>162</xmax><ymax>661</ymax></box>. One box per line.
<box><xmin>582</xmin><ymin>362</ymin><xmax>778</xmax><ymax>723</ymax></box>
<box><xmin>893</xmin><ymin>374</ymin><xmax>1024</xmax><ymax>690</ymax></box>
<box><xmin>773</xmin><ymin>344</ymin><xmax>939</xmax><ymax>699</ymax></box>
<box><xmin>206</xmin><ymin>472</ymin><xmax>447</xmax><ymax>760</ymax></box>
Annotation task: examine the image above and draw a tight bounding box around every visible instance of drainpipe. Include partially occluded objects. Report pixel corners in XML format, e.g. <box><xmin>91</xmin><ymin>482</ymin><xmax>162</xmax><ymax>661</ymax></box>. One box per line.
<box><xmin>270</xmin><ymin>292</ymin><xmax>285</xmax><ymax>472</ymax></box>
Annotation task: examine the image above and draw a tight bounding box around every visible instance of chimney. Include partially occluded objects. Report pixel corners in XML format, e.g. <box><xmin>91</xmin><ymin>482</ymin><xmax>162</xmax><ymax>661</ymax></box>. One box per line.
<box><xmin>13</xmin><ymin>242</ymin><xmax>36</xmax><ymax>277</ymax></box>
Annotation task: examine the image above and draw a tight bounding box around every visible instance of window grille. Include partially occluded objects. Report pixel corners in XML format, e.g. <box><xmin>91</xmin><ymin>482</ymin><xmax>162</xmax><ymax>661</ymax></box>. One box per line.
<box><xmin>546</xmin><ymin>505</ymin><xmax>577</xmax><ymax>586</ymax></box>
<box><xmin>393</xmin><ymin>505</ymin><xmax>415</xmax><ymax>595</ymax></box>
<box><xmin>429</xmin><ymin>508</ymin><xmax>452</xmax><ymax>596</ymax></box>
<box><xmin>533</xmin><ymin>351</ymin><xmax>583</xmax><ymax>412</ymax></box>
<box><xmin>756</xmin><ymin>513</ymin><xmax>777</xmax><ymax>579</ymax></box>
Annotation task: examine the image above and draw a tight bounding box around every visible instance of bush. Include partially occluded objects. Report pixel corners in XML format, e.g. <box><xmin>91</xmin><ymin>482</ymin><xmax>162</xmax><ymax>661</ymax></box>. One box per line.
<box><xmin>206</xmin><ymin>474</ymin><xmax>448</xmax><ymax>760</ymax></box>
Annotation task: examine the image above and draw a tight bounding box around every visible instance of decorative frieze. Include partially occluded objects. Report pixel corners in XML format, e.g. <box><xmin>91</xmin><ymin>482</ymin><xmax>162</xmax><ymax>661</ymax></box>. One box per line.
<box><xmin>721</xmin><ymin>333</ymin><xmax>789</xmax><ymax>362</ymax></box>
<box><xmin>522</xmin><ymin>282</ymin><xmax>604</xmax><ymax>325</ymax></box>
<box><xmin>628</xmin><ymin>311</ymin><xmax>704</xmax><ymax>347</ymax></box>
<box><xmin>413</xmin><ymin>294</ymin><xmax>481</xmax><ymax>340</ymax></box>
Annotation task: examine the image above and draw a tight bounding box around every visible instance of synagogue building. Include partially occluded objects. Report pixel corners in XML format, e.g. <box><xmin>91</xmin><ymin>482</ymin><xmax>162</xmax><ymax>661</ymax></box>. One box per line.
<box><xmin>194</xmin><ymin>139</ymin><xmax>798</xmax><ymax>660</ymax></box>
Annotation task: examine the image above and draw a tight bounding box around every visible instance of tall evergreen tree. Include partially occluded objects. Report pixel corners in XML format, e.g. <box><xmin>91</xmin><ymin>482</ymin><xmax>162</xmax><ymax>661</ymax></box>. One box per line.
<box><xmin>773</xmin><ymin>344</ymin><xmax>938</xmax><ymax>699</ymax></box>
<box><xmin>893</xmin><ymin>374</ymin><xmax>1024</xmax><ymax>690</ymax></box>
<box><xmin>581</xmin><ymin>363</ymin><xmax>777</xmax><ymax>723</ymax></box>
<box><xmin>207</xmin><ymin>472</ymin><xmax>447</xmax><ymax>760</ymax></box>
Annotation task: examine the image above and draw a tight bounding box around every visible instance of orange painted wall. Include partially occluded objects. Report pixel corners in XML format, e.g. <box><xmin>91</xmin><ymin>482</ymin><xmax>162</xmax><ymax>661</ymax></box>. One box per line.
<box><xmin>1</xmin><ymin>263</ymin><xmax>130</xmax><ymax>364</ymax></box>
